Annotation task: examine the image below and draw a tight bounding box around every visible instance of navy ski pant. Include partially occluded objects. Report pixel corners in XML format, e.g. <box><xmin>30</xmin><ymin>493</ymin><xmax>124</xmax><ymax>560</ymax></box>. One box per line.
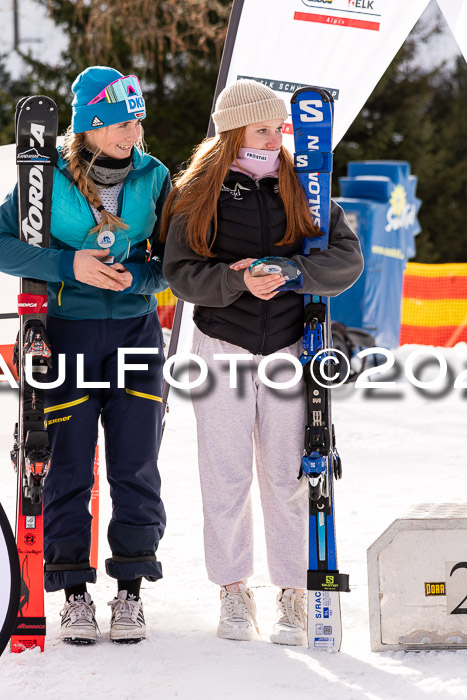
<box><xmin>43</xmin><ymin>312</ymin><xmax>166</xmax><ymax>592</ymax></box>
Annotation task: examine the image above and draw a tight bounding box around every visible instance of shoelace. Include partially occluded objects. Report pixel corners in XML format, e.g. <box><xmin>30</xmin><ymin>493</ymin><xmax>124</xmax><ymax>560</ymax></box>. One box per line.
<box><xmin>222</xmin><ymin>588</ymin><xmax>260</xmax><ymax>634</ymax></box>
<box><xmin>277</xmin><ymin>591</ymin><xmax>306</xmax><ymax>629</ymax></box>
<box><xmin>108</xmin><ymin>597</ymin><xmax>140</xmax><ymax>623</ymax></box>
<box><xmin>61</xmin><ymin>597</ymin><xmax>95</xmax><ymax>625</ymax></box>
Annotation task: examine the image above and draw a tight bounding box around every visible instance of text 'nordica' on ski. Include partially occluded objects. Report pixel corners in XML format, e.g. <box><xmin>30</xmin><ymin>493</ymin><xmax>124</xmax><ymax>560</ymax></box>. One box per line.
<box><xmin>10</xmin><ymin>95</ymin><xmax>58</xmax><ymax>653</ymax></box>
<box><xmin>291</xmin><ymin>87</ymin><xmax>350</xmax><ymax>652</ymax></box>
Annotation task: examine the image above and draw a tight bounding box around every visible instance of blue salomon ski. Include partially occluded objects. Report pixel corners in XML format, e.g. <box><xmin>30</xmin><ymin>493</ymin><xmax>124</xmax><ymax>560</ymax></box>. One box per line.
<box><xmin>291</xmin><ymin>87</ymin><xmax>349</xmax><ymax>652</ymax></box>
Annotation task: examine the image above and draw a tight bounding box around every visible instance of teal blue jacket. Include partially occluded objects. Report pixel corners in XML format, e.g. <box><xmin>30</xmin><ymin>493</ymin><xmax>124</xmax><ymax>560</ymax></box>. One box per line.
<box><xmin>0</xmin><ymin>148</ymin><xmax>171</xmax><ymax>319</ymax></box>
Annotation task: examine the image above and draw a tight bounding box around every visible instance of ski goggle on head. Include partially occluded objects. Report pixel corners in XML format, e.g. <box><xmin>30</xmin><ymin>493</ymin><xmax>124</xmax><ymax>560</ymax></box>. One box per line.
<box><xmin>87</xmin><ymin>75</ymin><xmax>143</xmax><ymax>106</ymax></box>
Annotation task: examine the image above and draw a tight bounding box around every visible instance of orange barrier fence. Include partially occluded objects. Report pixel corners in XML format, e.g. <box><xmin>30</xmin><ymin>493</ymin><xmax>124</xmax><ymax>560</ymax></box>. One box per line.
<box><xmin>90</xmin><ymin>444</ymin><xmax>100</xmax><ymax>571</ymax></box>
<box><xmin>400</xmin><ymin>263</ymin><xmax>467</xmax><ymax>347</ymax></box>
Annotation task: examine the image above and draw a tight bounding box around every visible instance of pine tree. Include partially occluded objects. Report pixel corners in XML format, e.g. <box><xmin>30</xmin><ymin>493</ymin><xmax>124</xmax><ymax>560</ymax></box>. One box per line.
<box><xmin>0</xmin><ymin>55</ymin><xmax>32</xmax><ymax>145</ymax></box>
<box><xmin>333</xmin><ymin>15</ymin><xmax>467</xmax><ymax>263</ymax></box>
<box><xmin>419</xmin><ymin>57</ymin><xmax>467</xmax><ymax>262</ymax></box>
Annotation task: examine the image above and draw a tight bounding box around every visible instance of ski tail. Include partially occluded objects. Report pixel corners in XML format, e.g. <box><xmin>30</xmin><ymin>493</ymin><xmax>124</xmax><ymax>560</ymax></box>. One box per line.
<box><xmin>291</xmin><ymin>87</ymin><xmax>349</xmax><ymax>652</ymax></box>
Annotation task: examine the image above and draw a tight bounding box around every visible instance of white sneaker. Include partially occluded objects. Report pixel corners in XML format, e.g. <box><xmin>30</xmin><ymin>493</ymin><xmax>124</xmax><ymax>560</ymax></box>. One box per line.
<box><xmin>108</xmin><ymin>590</ymin><xmax>146</xmax><ymax>643</ymax></box>
<box><xmin>60</xmin><ymin>592</ymin><xmax>98</xmax><ymax>644</ymax></box>
<box><xmin>217</xmin><ymin>583</ymin><xmax>259</xmax><ymax>641</ymax></box>
<box><xmin>270</xmin><ymin>589</ymin><xmax>307</xmax><ymax>646</ymax></box>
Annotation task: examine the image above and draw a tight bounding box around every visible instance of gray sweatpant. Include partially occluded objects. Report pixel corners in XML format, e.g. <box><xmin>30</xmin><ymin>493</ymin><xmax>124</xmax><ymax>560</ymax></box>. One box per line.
<box><xmin>190</xmin><ymin>325</ymin><xmax>307</xmax><ymax>589</ymax></box>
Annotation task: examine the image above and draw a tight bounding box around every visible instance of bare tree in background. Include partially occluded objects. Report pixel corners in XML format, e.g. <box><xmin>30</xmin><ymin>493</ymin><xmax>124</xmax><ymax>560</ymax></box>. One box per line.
<box><xmin>67</xmin><ymin>0</ymin><xmax>230</xmax><ymax>80</ymax></box>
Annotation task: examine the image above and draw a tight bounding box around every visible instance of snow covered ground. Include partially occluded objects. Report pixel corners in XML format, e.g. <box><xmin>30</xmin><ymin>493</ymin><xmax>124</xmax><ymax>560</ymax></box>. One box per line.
<box><xmin>1</xmin><ymin>343</ymin><xmax>467</xmax><ymax>699</ymax></box>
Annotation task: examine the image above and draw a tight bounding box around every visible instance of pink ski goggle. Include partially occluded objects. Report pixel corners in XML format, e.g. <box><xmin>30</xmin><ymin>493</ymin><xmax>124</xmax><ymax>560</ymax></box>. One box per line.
<box><xmin>87</xmin><ymin>75</ymin><xmax>143</xmax><ymax>105</ymax></box>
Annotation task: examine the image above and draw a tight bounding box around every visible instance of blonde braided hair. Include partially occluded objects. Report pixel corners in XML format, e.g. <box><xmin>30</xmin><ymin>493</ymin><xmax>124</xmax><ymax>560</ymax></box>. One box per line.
<box><xmin>61</xmin><ymin>126</ymin><xmax>129</xmax><ymax>233</ymax></box>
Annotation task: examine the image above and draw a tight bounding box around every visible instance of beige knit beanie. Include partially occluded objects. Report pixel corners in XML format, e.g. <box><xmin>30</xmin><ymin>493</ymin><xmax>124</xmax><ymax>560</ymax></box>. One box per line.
<box><xmin>212</xmin><ymin>79</ymin><xmax>288</xmax><ymax>133</ymax></box>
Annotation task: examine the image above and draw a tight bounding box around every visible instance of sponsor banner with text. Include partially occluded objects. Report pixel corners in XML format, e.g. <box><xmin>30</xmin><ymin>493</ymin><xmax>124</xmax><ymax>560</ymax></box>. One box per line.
<box><xmin>225</xmin><ymin>0</ymin><xmax>430</xmax><ymax>148</ymax></box>
<box><xmin>436</xmin><ymin>0</ymin><xmax>467</xmax><ymax>62</ymax></box>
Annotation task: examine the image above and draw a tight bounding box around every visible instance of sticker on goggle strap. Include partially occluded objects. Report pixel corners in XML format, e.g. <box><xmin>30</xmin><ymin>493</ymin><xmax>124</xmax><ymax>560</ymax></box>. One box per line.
<box><xmin>126</xmin><ymin>96</ymin><xmax>145</xmax><ymax>114</ymax></box>
<box><xmin>88</xmin><ymin>75</ymin><xmax>143</xmax><ymax>106</ymax></box>
<box><xmin>106</xmin><ymin>77</ymin><xmax>141</xmax><ymax>103</ymax></box>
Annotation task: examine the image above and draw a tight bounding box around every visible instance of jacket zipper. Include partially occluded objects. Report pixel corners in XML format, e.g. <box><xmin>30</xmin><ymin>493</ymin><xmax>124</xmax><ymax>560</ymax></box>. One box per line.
<box><xmin>254</xmin><ymin>178</ymin><xmax>269</xmax><ymax>355</ymax></box>
<box><xmin>109</xmin><ymin>185</ymin><xmax>127</xmax><ymax>319</ymax></box>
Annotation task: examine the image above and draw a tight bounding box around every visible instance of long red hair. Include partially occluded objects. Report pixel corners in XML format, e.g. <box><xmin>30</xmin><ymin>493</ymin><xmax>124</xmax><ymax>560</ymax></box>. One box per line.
<box><xmin>160</xmin><ymin>128</ymin><xmax>320</xmax><ymax>257</ymax></box>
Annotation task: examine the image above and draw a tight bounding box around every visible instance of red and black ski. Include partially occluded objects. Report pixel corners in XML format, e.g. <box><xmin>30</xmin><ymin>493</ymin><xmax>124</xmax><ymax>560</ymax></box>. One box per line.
<box><xmin>10</xmin><ymin>95</ymin><xmax>58</xmax><ymax>653</ymax></box>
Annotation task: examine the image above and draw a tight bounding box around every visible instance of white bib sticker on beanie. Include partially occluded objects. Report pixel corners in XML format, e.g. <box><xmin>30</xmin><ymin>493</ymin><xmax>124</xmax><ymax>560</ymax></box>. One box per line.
<box><xmin>125</xmin><ymin>96</ymin><xmax>145</xmax><ymax>113</ymax></box>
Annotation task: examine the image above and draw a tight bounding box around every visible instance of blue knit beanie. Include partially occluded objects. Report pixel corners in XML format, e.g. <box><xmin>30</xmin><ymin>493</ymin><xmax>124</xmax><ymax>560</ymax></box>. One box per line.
<box><xmin>71</xmin><ymin>66</ymin><xmax>146</xmax><ymax>133</ymax></box>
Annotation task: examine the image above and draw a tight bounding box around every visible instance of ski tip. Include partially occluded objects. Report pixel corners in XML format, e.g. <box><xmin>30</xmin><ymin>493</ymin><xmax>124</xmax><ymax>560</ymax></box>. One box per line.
<box><xmin>16</xmin><ymin>95</ymin><xmax>59</xmax><ymax>123</ymax></box>
<box><xmin>291</xmin><ymin>86</ymin><xmax>334</xmax><ymax>105</ymax></box>
<box><xmin>18</xmin><ymin>95</ymin><xmax>58</xmax><ymax>108</ymax></box>
<box><xmin>15</xmin><ymin>96</ymin><xmax>31</xmax><ymax>138</ymax></box>
<box><xmin>15</xmin><ymin>96</ymin><xmax>31</xmax><ymax>115</ymax></box>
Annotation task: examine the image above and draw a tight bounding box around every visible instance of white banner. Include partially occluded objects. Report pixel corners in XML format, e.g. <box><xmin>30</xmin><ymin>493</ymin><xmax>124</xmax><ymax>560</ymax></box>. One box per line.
<box><xmin>225</xmin><ymin>0</ymin><xmax>430</xmax><ymax>148</ymax></box>
<box><xmin>437</xmin><ymin>0</ymin><xmax>467</xmax><ymax>62</ymax></box>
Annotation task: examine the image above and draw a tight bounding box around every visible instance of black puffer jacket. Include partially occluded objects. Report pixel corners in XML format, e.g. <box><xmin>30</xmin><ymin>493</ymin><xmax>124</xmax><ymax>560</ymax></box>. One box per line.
<box><xmin>163</xmin><ymin>170</ymin><xmax>363</xmax><ymax>355</ymax></box>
